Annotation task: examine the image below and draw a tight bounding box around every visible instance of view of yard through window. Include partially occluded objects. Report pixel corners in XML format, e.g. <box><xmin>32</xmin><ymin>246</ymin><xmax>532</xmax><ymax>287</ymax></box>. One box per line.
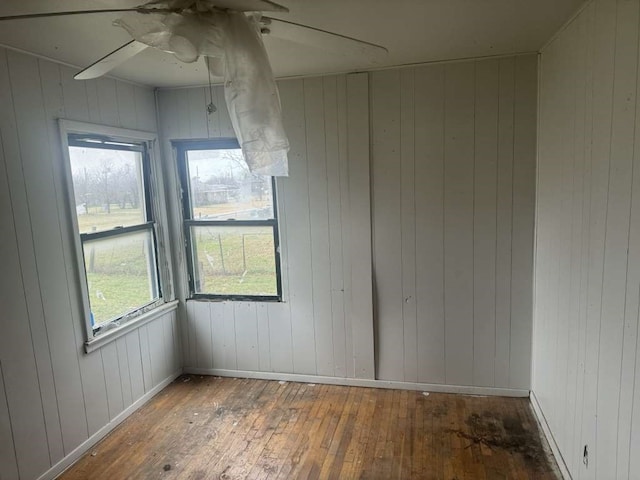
<box><xmin>185</xmin><ymin>148</ymin><xmax>279</xmax><ymax>297</ymax></box>
<box><xmin>69</xmin><ymin>145</ymin><xmax>158</xmax><ymax>327</ymax></box>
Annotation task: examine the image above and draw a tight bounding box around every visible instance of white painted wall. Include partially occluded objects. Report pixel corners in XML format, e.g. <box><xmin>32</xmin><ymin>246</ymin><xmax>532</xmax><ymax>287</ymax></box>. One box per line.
<box><xmin>0</xmin><ymin>47</ymin><xmax>181</xmax><ymax>480</ymax></box>
<box><xmin>371</xmin><ymin>56</ymin><xmax>537</xmax><ymax>389</ymax></box>
<box><xmin>533</xmin><ymin>0</ymin><xmax>640</xmax><ymax>478</ymax></box>
<box><xmin>158</xmin><ymin>74</ymin><xmax>376</xmax><ymax>380</ymax></box>
<box><xmin>160</xmin><ymin>56</ymin><xmax>537</xmax><ymax>392</ymax></box>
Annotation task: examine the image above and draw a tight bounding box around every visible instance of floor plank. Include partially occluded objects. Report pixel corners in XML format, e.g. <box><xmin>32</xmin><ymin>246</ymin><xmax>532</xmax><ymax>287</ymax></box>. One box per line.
<box><xmin>58</xmin><ymin>376</ymin><xmax>560</xmax><ymax>479</ymax></box>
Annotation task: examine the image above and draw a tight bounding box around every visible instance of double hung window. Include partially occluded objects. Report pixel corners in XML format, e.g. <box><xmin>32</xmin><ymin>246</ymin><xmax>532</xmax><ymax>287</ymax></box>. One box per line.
<box><xmin>62</xmin><ymin>122</ymin><xmax>163</xmax><ymax>339</ymax></box>
<box><xmin>176</xmin><ymin>139</ymin><xmax>282</xmax><ymax>301</ymax></box>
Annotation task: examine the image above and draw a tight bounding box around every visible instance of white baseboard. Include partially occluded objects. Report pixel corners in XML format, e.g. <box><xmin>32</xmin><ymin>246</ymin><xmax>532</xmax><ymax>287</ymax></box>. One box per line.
<box><xmin>530</xmin><ymin>390</ymin><xmax>573</xmax><ymax>479</ymax></box>
<box><xmin>183</xmin><ymin>367</ymin><xmax>530</xmax><ymax>397</ymax></box>
<box><xmin>37</xmin><ymin>370</ymin><xmax>182</xmax><ymax>480</ymax></box>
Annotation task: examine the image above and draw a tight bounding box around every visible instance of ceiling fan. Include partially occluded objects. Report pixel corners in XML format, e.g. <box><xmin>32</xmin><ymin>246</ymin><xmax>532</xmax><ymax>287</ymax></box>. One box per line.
<box><xmin>0</xmin><ymin>0</ymin><xmax>388</xmax><ymax>80</ymax></box>
<box><xmin>0</xmin><ymin>0</ymin><xmax>387</xmax><ymax>177</ymax></box>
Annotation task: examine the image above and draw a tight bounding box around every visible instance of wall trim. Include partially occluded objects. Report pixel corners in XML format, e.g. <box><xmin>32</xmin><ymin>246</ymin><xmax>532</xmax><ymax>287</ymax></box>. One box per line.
<box><xmin>184</xmin><ymin>368</ymin><xmax>530</xmax><ymax>397</ymax></box>
<box><xmin>530</xmin><ymin>391</ymin><xmax>573</xmax><ymax>480</ymax></box>
<box><xmin>36</xmin><ymin>370</ymin><xmax>182</xmax><ymax>480</ymax></box>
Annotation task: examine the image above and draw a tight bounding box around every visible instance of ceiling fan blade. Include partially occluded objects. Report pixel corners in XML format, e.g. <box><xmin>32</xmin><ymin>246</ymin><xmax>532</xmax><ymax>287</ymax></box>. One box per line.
<box><xmin>262</xmin><ymin>17</ymin><xmax>388</xmax><ymax>65</ymax></box>
<box><xmin>0</xmin><ymin>8</ymin><xmax>146</xmax><ymax>22</ymax></box>
<box><xmin>74</xmin><ymin>40</ymin><xmax>149</xmax><ymax>80</ymax></box>
<box><xmin>210</xmin><ymin>0</ymin><xmax>288</xmax><ymax>12</ymax></box>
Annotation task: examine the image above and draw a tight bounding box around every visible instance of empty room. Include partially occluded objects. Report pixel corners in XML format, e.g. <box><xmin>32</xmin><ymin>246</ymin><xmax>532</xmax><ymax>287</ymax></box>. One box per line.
<box><xmin>1</xmin><ymin>0</ymin><xmax>639</xmax><ymax>478</ymax></box>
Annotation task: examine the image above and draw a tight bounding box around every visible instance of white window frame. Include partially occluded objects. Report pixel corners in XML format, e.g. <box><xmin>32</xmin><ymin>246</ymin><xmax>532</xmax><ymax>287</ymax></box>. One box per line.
<box><xmin>59</xmin><ymin>120</ymin><xmax>176</xmax><ymax>352</ymax></box>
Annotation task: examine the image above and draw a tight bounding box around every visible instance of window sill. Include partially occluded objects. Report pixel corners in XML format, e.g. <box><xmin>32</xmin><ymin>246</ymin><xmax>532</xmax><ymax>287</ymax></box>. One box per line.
<box><xmin>84</xmin><ymin>300</ymin><xmax>179</xmax><ymax>354</ymax></box>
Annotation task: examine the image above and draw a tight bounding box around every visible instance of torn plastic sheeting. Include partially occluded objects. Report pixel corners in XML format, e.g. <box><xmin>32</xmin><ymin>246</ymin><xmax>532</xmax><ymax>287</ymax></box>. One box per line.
<box><xmin>115</xmin><ymin>8</ymin><xmax>289</xmax><ymax>176</ymax></box>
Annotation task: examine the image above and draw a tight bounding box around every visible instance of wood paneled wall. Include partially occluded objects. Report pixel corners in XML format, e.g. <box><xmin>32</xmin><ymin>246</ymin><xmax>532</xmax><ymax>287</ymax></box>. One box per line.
<box><xmin>0</xmin><ymin>47</ymin><xmax>181</xmax><ymax>480</ymax></box>
<box><xmin>159</xmin><ymin>57</ymin><xmax>537</xmax><ymax>392</ymax></box>
<box><xmin>157</xmin><ymin>74</ymin><xmax>376</xmax><ymax>379</ymax></box>
<box><xmin>371</xmin><ymin>56</ymin><xmax>537</xmax><ymax>389</ymax></box>
<box><xmin>534</xmin><ymin>0</ymin><xmax>640</xmax><ymax>478</ymax></box>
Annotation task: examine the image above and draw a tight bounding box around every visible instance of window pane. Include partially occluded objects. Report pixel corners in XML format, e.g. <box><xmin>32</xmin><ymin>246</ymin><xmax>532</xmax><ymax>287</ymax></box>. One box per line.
<box><xmin>186</xmin><ymin>149</ymin><xmax>274</xmax><ymax>220</ymax></box>
<box><xmin>191</xmin><ymin>225</ymin><xmax>277</xmax><ymax>296</ymax></box>
<box><xmin>83</xmin><ymin>230</ymin><xmax>159</xmax><ymax>327</ymax></box>
<box><xmin>69</xmin><ymin>146</ymin><xmax>146</xmax><ymax>233</ymax></box>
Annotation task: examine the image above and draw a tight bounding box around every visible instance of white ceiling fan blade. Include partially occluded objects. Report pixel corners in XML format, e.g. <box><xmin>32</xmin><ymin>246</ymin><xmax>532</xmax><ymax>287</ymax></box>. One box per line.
<box><xmin>0</xmin><ymin>8</ymin><xmax>144</xmax><ymax>21</ymax></box>
<box><xmin>74</xmin><ymin>40</ymin><xmax>149</xmax><ymax>80</ymax></box>
<box><xmin>262</xmin><ymin>17</ymin><xmax>388</xmax><ymax>65</ymax></box>
<box><xmin>210</xmin><ymin>0</ymin><xmax>288</xmax><ymax>12</ymax></box>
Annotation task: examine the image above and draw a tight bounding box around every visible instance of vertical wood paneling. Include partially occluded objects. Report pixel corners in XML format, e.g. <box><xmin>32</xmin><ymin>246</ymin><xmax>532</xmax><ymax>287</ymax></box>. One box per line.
<box><xmin>157</xmin><ymin>73</ymin><xmax>374</xmax><ymax>382</ymax></box>
<box><xmin>473</xmin><ymin>59</ymin><xmax>499</xmax><ymax>387</ymax></box>
<box><xmin>147</xmin><ymin>318</ymin><xmax>167</xmax><ymax>387</ymax></box>
<box><xmin>443</xmin><ymin>61</ymin><xmax>476</xmax><ymax>386</ymax></box>
<box><xmin>346</xmin><ymin>73</ymin><xmax>375</xmax><ymax>379</ymax></box>
<box><xmin>134</xmin><ymin>86</ymin><xmax>157</xmax><ymax>132</ymax></box>
<box><xmin>304</xmin><ymin>77</ymin><xmax>334</xmax><ymax>377</ymax></box>
<box><xmin>20</xmin><ymin>58</ymin><xmax>67</xmax><ymax>464</ymax></box>
<box><xmin>414</xmin><ymin>65</ymin><xmax>446</xmax><ymax>384</ymax></box>
<box><xmin>126</xmin><ymin>331</ymin><xmax>145</xmax><ymax>401</ymax></box>
<box><xmin>7</xmin><ymin>50</ymin><xmax>89</xmax><ymax>455</ymax></box>
<box><xmin>187</xmin><ymin>87</ymin><xmax>208</xmax><ymax>138</ymax></box>
<box><xmin>0</xmin><ymin>45</ymin><xmax>178</xmax><ymax>480</ymax></box>
<box><xmin>223</xmin><ymin>302</ymin><xmax>238</xmax><ymax>369</ymax></box>
<box><xmin>116</xmin><ymin>81</ymin><xmax>137</xmax><ymax>130</ymax></box>
<box><xmin>0</xmin><ymin>55</ymin><xmax>51</xmax><ymax>474</ymax></box>
<box><xmin>101</xmin><ymin>343</ymin><xmax>124</xmax><ymax>420</ymax></box>
<box><xmin>117</xmin><ymin>338</ymin><xmax>133</xmax><ymax>408</ymax></box>
<box><xmin>400</xmin><ymin>69</ymin><xmax>418</xmax><ymax>384</ymax></box>
<box><xmin>96</xmin><ymin>78</ymin><xmax>120</xmax><ymax>126</ymax></box>
<box><xmin>267</xmin><ymin>302</ymin><xmax>294</xmax><ymax>373</ymax></box>
<box><xmin>534</xmin><ymin>0</ymin><xmax>640</xmax><ymax>478</ymax></box>
<box><xmin>336</xmin><ymin>75</ymin><xmax>354</xmax><ymax>378</ymax></box>
<box><xmin>324</xmin><ymin>76</ymin><xmax>347</xmax><ymax>378</ymax></box>
<box><xmin>279</xmin><ymin>79</ymin><xmax>317</xmax><ymax>375</ymax></box>
<box><xmin>210</xmin><ymin>303</ymin><xmax>226</xmax><ymax>369</ymax></box>
<box><xmin>510</xmin><ymin>55</ymin><xmax>537</xmax><ymax>390</ymax></box>
<box><xmin>372</xmin><ymin>69</ymin><xmax>403</xmax><ymax>381</ymax></box>
<box><xmin>372</xmin><ymin>57</ymin><xmax>536</xmax><ymax>389</ymax></box>
<box><xmin>256</xmin><ymin>304</ymin><xmax>272</xmax><ymax>372</ymax></box>
<box><xmin>595</xmin><ymin>0</ymin><xmax>638</xmax><ymax>477</ymax></box>
<box><xmin>0</xmin><ymin>363</ymin><xmax>19</xmax><ymax>480</ymax></box>
<box><xmin>162</xmin><ymin>313</ymin><xmax>176</xmax><ymax>379</ymax></box>
<box><xmin>193</xmin><ymin>301</ymin><xmax>213</xmax><ymax>369</ymax></box>
<box><xmin>495</xmin><ymin>57</ymin><xmax>516</xmax><ymax>388</ymax></box>
<box><xmin>235</xmin><ymin>303</ymin><xmax>260</xmax><ymax>371</ymax></box>
<box><xmin>139</xmin><ymin>324</ymin><xmax>153</xmax><ymax>392</ymax></box>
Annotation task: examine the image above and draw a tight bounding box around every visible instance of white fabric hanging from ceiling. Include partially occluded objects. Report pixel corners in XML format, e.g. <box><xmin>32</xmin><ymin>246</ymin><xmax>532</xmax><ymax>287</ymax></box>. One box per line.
<box><xmin>115</xmin><ymin>8</ymin><xmax>289</xmax><ymax>176</ymax></box>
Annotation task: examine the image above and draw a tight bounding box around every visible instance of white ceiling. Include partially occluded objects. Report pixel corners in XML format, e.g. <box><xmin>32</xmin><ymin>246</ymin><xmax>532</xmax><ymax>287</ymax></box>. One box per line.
<box><xmin>0</xmin><ymin>0</ymin><xmax>584</xmax><ymax>88</ymax></box>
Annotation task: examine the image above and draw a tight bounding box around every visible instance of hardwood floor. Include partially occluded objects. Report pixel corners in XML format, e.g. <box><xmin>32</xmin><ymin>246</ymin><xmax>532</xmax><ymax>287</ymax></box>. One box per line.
<box><xmin>59</xmin><ymin>376</ymin><xmax>559</xmax><ymax>479</ymax></box>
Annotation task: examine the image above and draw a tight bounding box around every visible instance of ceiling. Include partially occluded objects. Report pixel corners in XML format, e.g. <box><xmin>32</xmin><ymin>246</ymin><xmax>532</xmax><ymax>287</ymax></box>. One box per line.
<box><xmin>0</xmin><ymin>0</ymin><xmax>584</xmax><ymax>88</ymax></box>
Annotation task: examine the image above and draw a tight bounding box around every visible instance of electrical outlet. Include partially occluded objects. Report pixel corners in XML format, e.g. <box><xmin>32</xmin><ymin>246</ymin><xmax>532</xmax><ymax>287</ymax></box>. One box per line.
<box><xmin>583</xmin><ymin>445</ymin><xmax>589</xmax><ymax>468</ymax></box>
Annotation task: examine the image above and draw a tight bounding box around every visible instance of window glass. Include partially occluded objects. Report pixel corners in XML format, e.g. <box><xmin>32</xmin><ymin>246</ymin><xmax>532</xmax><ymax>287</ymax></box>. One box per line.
<box><xmin>65</xmin><ymin>132</ymin><xmax>162</xmax><ymax>335</ymax></box>
<box><xmin>186</xmin><ymin>149</ymin><xmax>274</xmax><ymax>220</ymax></box>
<box><xmin>69</xmin><ymin>146</ymin><xmax>146</xmax><ymax>233</ymax></box>
<box><xmin>83</xmin><ymin>230</ymin><xmax>159</xmax><ymax>327</ymax></box>
<box><xmin>177</xmin><ymin>141</ymin><xmax>282</xmax><ymax>300</ymax></box>
<box><xmin>190</xmin><ymin>225</ymin><xmax>277</xmax><ymax>296</ymax></box>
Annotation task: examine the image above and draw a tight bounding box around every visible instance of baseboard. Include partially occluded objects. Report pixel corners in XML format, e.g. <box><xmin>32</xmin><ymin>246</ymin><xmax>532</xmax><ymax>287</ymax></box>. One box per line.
<box><xmin>37</xmin><ymin>370</ymin><xmax>182</xmax><ymax>480</ymax></box>
<box><xmin>183</xmin><ymin>367</ymin><xmax>530</xmax><ymax>397</ymax></box>
<box><xmin>530</xmin><ymin>390</ymin><xmax>573</xmax><ymax>480</ymax></box>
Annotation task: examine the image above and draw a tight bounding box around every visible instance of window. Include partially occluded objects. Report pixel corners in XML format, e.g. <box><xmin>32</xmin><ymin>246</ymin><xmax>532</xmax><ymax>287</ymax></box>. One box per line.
<box><xmin>176</xmin><ymin>139</ymin><xmax>282</xmax><ymax>301</ymax></box>
<box><xmin>61</xmin><ymin>123</ymin><xmax>163</xmax><ymax>338</ymax></box>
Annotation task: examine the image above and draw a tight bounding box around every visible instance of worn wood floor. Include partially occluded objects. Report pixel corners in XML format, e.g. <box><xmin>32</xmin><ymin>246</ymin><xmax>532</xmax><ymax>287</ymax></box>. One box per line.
<box><xmin>59</xmin><ymin>375</ymin><xmax>559</xmax><ymax>479</ymax></box>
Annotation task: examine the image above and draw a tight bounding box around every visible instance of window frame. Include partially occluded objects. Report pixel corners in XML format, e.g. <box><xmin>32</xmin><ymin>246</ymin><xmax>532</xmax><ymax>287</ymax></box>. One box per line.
<box><xmin>59</xmin><ymin>120</ymin><xmax>173</xmax><ymax>350</ymax></box>
<box><xmin>175</xmin><ymin>139</ymin><xmax>283</xmax><ymax>302</ymax></box>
